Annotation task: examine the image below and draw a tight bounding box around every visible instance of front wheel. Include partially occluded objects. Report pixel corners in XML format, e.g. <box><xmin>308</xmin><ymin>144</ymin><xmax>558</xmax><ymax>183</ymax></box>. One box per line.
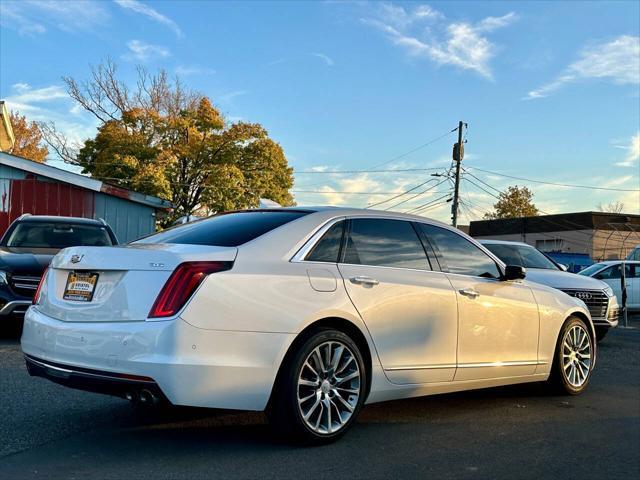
<box><xmin>268</xmin><ymin>329</ymin><xmax>367</xmax><ymax>445</ymax></box>
<box><xmin>547</xmin><ymin>316</ymin><xmax>594</xmax><ymax>395</ymax></box>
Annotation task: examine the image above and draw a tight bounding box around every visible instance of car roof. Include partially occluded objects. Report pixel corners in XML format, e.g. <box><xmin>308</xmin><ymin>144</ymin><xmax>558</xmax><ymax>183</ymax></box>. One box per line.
<box><xmin>590</xmin><ymin>260</ymin><xmax>640</xmax><ymax>267</ymax></box>
<box><xmin>477</xmin><ymin>239</ymin><xmax>531</xmax><ymax>247</ymax></box>
<box><xmin>227</xmin><ymin>206</ymin><xmax>452</xmax><ymax>228</ymax></box>
<box><xmin>14</xmin><ymin>215</ymin><xmax>106</xmax><ymax>226</ymax></box>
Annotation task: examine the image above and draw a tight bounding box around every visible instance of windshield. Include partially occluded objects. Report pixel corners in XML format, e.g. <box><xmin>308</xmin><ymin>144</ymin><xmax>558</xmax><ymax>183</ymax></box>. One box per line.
<box><xmin>6</xmin><ymin>223</ymin><xmax>113</xmax><ymax>249</ymax></box>
<box><xmin>578</xmin><ymin>263</ymin><xmax>606</xmax><ymax>277</ymax></box>
<box><xmin>483</xmin><ymin>243</ymin><xmax>560</xmax><ymax>270</ymax></box>
<box><xmin>134</xmin><ymin>211</ymin><xmax>309</xmax><ymax>247</ymax></box>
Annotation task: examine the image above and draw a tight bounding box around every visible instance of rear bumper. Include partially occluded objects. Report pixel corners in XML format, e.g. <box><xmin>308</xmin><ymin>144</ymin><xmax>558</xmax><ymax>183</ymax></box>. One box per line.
<box><xmin>25</xmin><ymin>354</ymin><xmax>168</xmax><ymax>402</ymax></box>
<box><xmin>21</xmin><ymin>306</ymin><xmax>295</xmax><ymax>411</ymax></box>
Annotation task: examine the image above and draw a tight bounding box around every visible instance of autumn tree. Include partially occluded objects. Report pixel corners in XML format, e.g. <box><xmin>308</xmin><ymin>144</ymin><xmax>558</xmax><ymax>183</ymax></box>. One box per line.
<box><xmin>42</xmin><ymin>60</ymin><xmax>294</xmax><ymax>221</ymax></box>
<box><xmin>8</xmin><ymin>111</ymin><xmax>48</xmax><ymax>162</ymax></box>
<box><xmin>484</xmin><ymin>185</ymin><xmax>539</xmax><ymax>219</ymax></box>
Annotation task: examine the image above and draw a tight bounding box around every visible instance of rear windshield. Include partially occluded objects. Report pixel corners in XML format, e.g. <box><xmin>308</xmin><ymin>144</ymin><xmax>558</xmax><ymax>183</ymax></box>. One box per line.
<box><xmin>134</xmin><ymin>211</ymin><xmax>309</xmax><ymax>247</ymax></box>
<box><xmin>5</xmin><ymin>223</ymin><xmax>113</xmax><ymax>248</ymax></box>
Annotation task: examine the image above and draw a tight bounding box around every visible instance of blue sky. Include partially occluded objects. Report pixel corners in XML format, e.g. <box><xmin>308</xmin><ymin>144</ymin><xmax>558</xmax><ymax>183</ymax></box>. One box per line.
<box><xmin>1</xmin><ymin>0</ymin><xmax>639</xmax><ymax>222</ymax></box>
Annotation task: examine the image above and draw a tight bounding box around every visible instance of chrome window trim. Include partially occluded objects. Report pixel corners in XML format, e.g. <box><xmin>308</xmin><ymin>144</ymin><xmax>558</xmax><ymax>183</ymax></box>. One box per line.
<box><xmin>290</xmin><ymin>216</ymin><xmax>346</xmax><ymax>263</ymax></box>
<box><xmin>290</xmin><ymin>214</ymin><xmax>507</xmax><ymax>279</ymax></box>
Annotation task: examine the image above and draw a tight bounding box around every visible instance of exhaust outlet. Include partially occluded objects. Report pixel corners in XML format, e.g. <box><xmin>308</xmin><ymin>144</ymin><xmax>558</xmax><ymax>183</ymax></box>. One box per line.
<box><xmin>139</xmin><ymin>389</ymin><xmax>158</xmax><ymax>405</ymax></box>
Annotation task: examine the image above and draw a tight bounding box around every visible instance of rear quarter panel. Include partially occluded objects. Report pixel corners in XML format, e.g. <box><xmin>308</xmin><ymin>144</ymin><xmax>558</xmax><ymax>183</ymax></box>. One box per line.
<box><xmin>180</xmin><ymin>212</ymin><xmax>382</xmax><ymax>370</ymax></box>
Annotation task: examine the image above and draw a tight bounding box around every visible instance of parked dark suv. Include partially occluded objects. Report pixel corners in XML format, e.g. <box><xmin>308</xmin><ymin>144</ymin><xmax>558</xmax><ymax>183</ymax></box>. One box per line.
<box><xmin>0</xmin><ymin>215</ymin><xmax>118</xmax><ymax>321</ymax></box>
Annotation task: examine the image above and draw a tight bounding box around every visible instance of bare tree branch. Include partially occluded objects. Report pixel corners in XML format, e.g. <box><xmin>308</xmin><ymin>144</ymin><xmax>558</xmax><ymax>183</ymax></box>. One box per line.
<box><xmin>38</xmin><ymin>121</ymin><xmax>80</xmax><ymax>164</ymax></box>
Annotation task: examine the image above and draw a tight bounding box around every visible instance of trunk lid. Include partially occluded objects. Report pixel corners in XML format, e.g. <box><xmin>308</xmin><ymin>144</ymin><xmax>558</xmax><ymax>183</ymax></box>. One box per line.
<box><xmin>39</xmin><ymin>244</ymin><xmax>237</xmax><ymax>322</ymax></box>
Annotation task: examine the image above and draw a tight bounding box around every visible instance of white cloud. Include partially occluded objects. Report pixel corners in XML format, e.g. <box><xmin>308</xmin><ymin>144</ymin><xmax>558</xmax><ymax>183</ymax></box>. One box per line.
<box><xmin>526</xmin><ymin>35</ymin><xmax>640</xmax><ymax>99</ymax></box>
<box><xmin>362</xmin><ymin>3</ymin><xmax>517</xmax><ymax>79</ymax></box>
<box><xmin>614</xmin><ymin>133</ymin><xmax>640</xmax><ymax>167</ymax></box>
<box><xmin>0</xmin><ymin>2</ymin><xmax>46</xmax><ymax>35</ymax></box>
<box><xmin>175</xmin><ymin>65</ymin><xmax>216</xmax><ymax>76</ymax></box>
<box><xmin>0</xmin><ymin>0</ymin><xmax>110</xmax><ymax>35</ymax></box>
<box><xmin>114</xmin><ymin>0</ymin><xmax>183</xmax><ymax>37</ymax></box>
<box><xmin>123</xmin><ymin>40</ymin><xmax>171</xmax><ymax>62</ymax></box>
<box><xmin>3</xmin><ymin>83</ymin><xmax>98</xmax><ymax>158</ymax></box>
<box><xmin>5</xmin><ymin>84</ymin><xmax>68</xmax><ymax>107</ymax></box>
<box><xmin>311</xmin><ymin>53</ymin><xmax>335</xmax><ymax>67</ymax></box>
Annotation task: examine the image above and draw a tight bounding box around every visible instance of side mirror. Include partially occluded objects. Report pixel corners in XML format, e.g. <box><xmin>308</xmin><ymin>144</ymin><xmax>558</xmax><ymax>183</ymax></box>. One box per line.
<box><xmin>503</xmin><ymin>265</ymin><xmax>526</xmax><ymax>281</ymax></box>
<box><xmin>559</xmin><ymin>264</ymin><xmax>569</xmax><ymax>272</ymax></box>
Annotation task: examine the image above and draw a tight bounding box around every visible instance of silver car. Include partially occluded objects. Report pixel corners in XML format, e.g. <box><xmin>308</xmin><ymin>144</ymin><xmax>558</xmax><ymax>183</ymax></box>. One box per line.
<box><xmin>22</xmin><ymin>207</ymin><xmax>596</xmax><ymax>444</ymax></box>
<box><xmin>479</xmin><ymin>240</ymin><xmax>619</xmax><ymax>341</ymax></box>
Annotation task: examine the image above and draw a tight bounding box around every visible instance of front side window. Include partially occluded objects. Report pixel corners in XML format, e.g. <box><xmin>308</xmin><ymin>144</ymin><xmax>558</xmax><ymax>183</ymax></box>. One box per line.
<box><xmin>305</xmin><ymin>221</ymin><xmax>345</xmax><ymax>263</ymax></box>
<box><xmin>342</xmin><ymin>218</ymin><xmax>429</xmax><ymax>270</ymax></box>
<box><xmin>420</xmin><ymin>224</ymin><xmax>500</xmax><ymax>278</ymax></box>
<box><xmin>594</xmin><ymin>264</ymin><xmax>634</xmax><ymax>280</ymax></box>
<box><xmin>6</xmin><ymin>223</ymin><xmax>113</xmax><ymax>248</ymax></box>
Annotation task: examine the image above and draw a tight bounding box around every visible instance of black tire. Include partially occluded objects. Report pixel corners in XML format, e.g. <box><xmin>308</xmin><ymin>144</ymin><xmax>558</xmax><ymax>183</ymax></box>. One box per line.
<box><xmin>595</xmin><ymin>327</ymin><xmax>609</xmax><ymax>342</ymax></box>
<box><xmin>267</xmin><ymin>328</ymin><xmax>367</xmax><ymax>445</ymax></box>
<box><xmin>547</xmin><ymin>316</ymin><xmax>594</xmax><ymax>395</ymax></box>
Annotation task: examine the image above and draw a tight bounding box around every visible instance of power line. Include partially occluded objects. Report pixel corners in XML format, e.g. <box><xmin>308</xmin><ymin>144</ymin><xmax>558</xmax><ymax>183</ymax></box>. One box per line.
<box><xmin>295</xmin><ymin>167</ymin><xmax>444</xmax><ymax>174</ymax></box>
<box><xmin>293</xmin><ymin>189</ymin><xmax>437</xmax><ymax>196</ymax></box>
<box><xmin>366</xmin><ymin>177</ymin><xmax>438</xmax><ymax>209</ymax></box>
<box><xmin>404</xmin><ymin>193</ymin><xmax>452</xmax><ymax>215</ymax></box>
<box><xmin>384</xmin><ymin>177</ymin><xmax>451</xmax><ymax>211</ymax></box>
<box><xmin>461</xmin><ymin>178</ymin><xmax>633</xmax><ymax>248</ymax></box>
<box><xmin>369</xmin><ymin>127</ymin><xmax>459</xmax><ymax>169</ymax></box>
<box><xmin>469</xmin><ymin>167</ymin><xmax>639</xmax><ymax>193</ymax></box>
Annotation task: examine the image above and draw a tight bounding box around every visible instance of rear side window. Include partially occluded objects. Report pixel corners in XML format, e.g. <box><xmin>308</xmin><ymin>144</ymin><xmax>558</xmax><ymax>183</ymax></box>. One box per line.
<box><xmin>135</xmin><ymin>211</ymin><xmax>309</xmax><ymax>247</ymax></box>
<box><xmin>420</xmin><ymin>224</ymin><xmax>500</xmax><ymax>278</ymax></box>
<box><xmin>306</xmin><ymin>221</ymin><xmax>345</xmax><ymax>263</ymax></box>
<box><xmin>343</xmin><ymin>218</ymin><xmax>430</xmax><ymax>270</ymax></box>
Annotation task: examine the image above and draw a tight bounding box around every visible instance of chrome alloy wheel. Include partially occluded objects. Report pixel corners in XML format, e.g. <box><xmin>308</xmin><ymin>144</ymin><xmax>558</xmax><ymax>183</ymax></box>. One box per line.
<box><xmin>297</xmin><ymin>340</ymin><xmax>361</xmax><ymax>435</ymax></box>
<box><xmin>562</xmin><ymin>324</ymin><xmax>592</xmax><ymax>388</ymax></box>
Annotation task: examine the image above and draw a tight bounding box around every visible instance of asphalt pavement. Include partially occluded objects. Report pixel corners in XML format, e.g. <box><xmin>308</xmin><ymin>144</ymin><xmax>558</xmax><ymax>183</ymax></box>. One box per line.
<box><xmin>1</xmin><ymin>319</ymin><xmax>638</xmax><ymax>480</ymax></box>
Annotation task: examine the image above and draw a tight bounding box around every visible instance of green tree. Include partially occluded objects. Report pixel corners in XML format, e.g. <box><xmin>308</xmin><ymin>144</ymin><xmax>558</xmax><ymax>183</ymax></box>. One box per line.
<box><xmin>484</xmin><ymin>185</ymin><xmax>539</xmax><ymax>219</ymax></box>
<box><xmin>44</xmin><ymin>60</ymin><xmax>294</xmax><ymax>222</ymax></box>
<box><xmin>9</xmin><ymin>111</ymin><xmax>48</xmax><ymax>162</ymax></box>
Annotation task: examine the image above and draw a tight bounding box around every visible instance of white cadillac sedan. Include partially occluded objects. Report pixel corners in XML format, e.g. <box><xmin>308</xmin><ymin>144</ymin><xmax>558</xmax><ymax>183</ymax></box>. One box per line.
<box><xmin>22</xmin><ymin>208</ymin><xmax>596</xmax><ymax>444</ymax></box>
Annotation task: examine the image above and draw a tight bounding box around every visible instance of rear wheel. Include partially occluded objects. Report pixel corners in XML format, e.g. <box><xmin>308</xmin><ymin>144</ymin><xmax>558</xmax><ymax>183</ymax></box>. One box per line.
<box><xmin>268</xmin><ymin>329</ymin><xmax>367</xmax><ymax>445</ymax></box>
<box><xmin>595</xmin><ymin>327</ymin><xmax>609</xmax><ymax>342</ymax></box>
<box><xmin>548</xmin><ymin>316</ymin><xmax>594</xmax><ymax>395</ymax></box>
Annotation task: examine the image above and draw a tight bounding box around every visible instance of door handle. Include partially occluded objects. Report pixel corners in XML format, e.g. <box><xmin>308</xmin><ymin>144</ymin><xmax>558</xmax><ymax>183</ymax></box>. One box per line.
<box><xmin>459</xmin><ymin>288</ymin><xmax>480</xmax><ymax>299</ymax></box>
<box><xmin>349</xmin><ymin>276</ymin><xmax>379</xmax><ymax>286</ymax></box>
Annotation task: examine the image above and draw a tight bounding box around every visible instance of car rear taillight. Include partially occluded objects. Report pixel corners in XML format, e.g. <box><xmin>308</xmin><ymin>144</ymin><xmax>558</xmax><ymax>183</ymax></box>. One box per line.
<box><xmin>33</xmin><ymin>267</ymin><xmax>49</xmax><ymax>305</ymax></box>
<box><xmin>148</xmin><ymin>261</ymin><xmax>232</xmax><ymax>318</ymax></box>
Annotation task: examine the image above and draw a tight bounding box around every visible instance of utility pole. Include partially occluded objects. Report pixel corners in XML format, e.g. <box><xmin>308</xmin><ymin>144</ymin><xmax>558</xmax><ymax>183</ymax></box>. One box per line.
<box><xmin>451</xmin><ymin>120</ymin><xmax>465</xmax><ymax>228</ymax></box>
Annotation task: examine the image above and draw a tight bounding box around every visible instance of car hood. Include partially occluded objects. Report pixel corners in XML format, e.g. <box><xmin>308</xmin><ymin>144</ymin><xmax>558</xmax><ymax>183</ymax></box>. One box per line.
<box><xmin>525</xmin><ymin>268</ymin><xmax>608</xmax><ymax>291</ymax></box>
<box><xmin>0</xmin><ymin>247</ymin><xmax>57</xmax><ymax>273</ymax></box>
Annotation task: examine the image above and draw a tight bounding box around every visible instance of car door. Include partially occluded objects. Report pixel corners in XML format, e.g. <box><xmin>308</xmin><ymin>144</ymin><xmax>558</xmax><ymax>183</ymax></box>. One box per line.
<box><xmin>337</xmin><ymin>218</ymin><xmax>458</xmax><ymax>385</ymax></box>
<box><xmin>418</xmin><ymin>224</ymin><xmax>540</xmax><ymax>381</ymax></box>
<box><xmin>593</xmin><ymin>264</ymin><xmax>624</xmax><ymax>307</ymax></box>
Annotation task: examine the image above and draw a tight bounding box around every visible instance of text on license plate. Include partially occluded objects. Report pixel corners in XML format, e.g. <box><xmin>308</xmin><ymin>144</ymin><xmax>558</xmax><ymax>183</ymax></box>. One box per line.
<box><xmin>63</xmin><ymin>272</ymin><xmax>99</xmax><ymax>302</ymax></box>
